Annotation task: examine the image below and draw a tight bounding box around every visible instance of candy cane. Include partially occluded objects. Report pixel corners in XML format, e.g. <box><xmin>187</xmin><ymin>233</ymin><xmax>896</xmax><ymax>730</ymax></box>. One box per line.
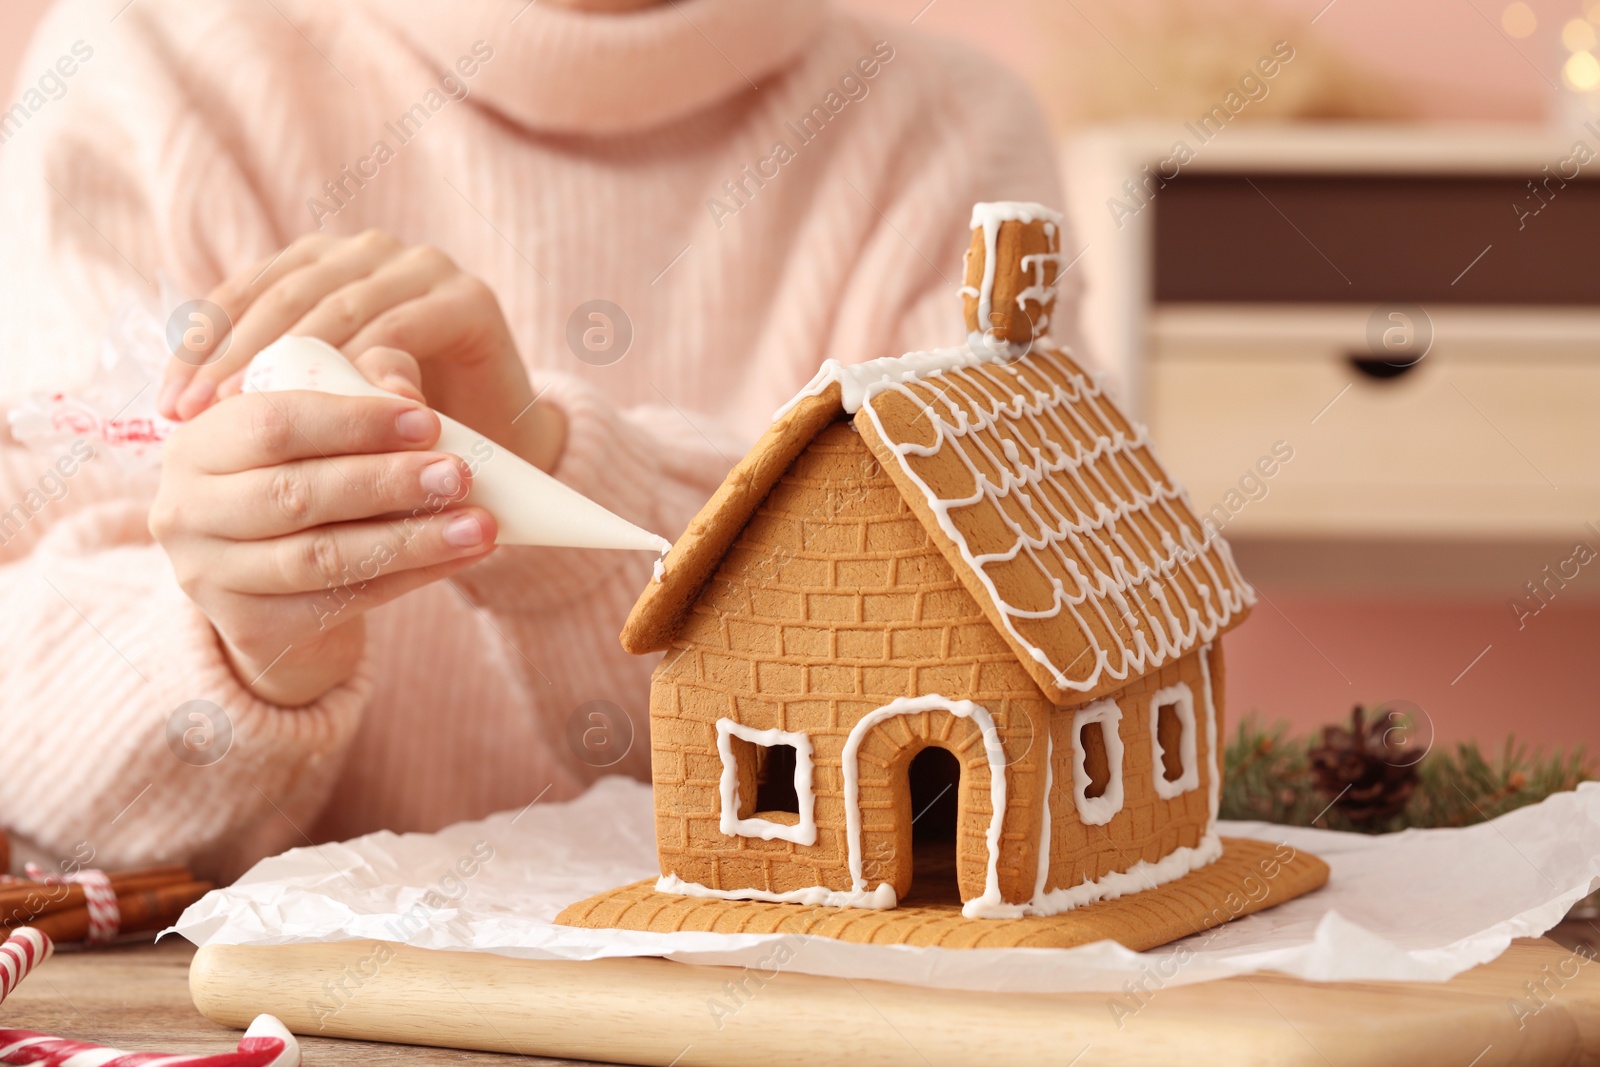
<box><xmin>0</xmin><ymin>929</ymin><xmax>299</xmax><ymax>1067</ymax></box>
<box><xmin>0</xmin><ymin>931</ymin><xmax>49</xmax><ymax>1005</ymax></box>
<box><xmin>0</xmin><ymin>1013</ymin><xmax>299</xmax><ymax>1067</ymax></box>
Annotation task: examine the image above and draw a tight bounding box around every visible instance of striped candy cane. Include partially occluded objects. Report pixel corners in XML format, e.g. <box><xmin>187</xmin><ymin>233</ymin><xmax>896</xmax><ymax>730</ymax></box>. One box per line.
<box><xmin>0</xmin><ymin>1013</ymin><xmax>299</xmax><ymax>1066</ymax></box>
<box><xmin>0</xmin><ymin>929</ymin><xmax>299</xmax><ymax>1067</ymax></box>
<box><xmin>0</xmin><ymin>931</ymin><xmax>49</xmax><ymax>1005</ymax></box>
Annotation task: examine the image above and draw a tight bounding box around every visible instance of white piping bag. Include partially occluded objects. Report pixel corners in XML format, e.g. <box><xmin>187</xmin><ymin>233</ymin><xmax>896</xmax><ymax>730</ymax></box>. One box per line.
<box><xmin>243</xmin><ymin>336</ymin><xmax>671</xmax><ymax>552</ymax></box>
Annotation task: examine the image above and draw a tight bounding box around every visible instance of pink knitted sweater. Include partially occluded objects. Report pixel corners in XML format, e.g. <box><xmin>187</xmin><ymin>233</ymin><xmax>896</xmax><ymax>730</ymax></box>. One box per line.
<box><xmin>0</xmin><ymin>0</ymin><xmax>1062</xmax><ymax>877</ymax></box>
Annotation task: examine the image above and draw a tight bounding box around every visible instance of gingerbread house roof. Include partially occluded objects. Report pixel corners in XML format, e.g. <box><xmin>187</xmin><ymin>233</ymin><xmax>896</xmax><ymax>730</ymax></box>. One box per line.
<box><xmin>622</xmin><ymin>340</ymin><xmax>1255</xmax><ymax>704</ymax></box>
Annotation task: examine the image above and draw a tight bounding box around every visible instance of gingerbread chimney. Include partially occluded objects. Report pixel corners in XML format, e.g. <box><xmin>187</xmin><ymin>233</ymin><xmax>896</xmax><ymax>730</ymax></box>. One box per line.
<box><xmin>961</xmin><ymin>202</ymin><xmax>1065</xmax><ymax>346</ymax></box>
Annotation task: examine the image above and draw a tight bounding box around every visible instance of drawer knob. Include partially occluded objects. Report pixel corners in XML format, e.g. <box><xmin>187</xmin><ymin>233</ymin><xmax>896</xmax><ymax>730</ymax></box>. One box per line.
<box><xmin>1347</xmin><ymin>352</ymin><xmax>1423</xmax><ymax>381</ymax></box>
<box><xmin>1352</xmin><ymin>304</ymin><xmax>1432</xmax><ymax>381</ymax></box>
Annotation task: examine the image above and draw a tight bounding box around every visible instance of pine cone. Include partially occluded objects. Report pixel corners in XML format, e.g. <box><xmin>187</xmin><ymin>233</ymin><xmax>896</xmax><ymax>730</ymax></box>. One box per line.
<box><xmin>1308</xmin><ymin>705</ymin><xmax>1419</xmax><ymax>825</ymax></box>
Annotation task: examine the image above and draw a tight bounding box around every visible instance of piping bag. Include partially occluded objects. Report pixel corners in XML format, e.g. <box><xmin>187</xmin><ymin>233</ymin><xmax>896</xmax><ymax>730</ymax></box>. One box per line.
<box><xmin>243</xmin><ymin>336</ymin><xmax>672</xmax><ymax>553</ymax></box>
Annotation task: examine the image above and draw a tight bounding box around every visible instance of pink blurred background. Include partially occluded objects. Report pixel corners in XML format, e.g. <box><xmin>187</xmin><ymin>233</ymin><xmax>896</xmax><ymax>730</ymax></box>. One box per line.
<box><xmin>2</xmin><ymin>0</ymin><xmax>1594</xmax><ymax>757</ymax></box>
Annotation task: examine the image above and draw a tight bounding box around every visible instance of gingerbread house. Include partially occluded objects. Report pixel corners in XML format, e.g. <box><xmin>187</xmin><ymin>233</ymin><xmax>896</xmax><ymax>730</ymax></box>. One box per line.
<box><xmin>559</xmin><ymin>203</ymin><xmax>1327</xmax><ymax>949</ymax></box>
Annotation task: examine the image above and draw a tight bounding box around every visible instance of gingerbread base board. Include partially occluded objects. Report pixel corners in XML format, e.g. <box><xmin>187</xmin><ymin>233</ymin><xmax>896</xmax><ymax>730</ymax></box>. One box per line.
<box><xmin>555</xmin><ymin>837</ymin><xmax>1328</xmax><ymax>950</ymax></box>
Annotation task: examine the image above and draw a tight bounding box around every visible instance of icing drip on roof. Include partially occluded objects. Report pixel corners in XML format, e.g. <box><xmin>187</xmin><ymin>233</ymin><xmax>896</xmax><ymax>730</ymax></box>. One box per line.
<box><xmin>968</xmin><ymin>200</ymin><xmax>1065</xmax><ymax>231</ymax></box>
<box><xmin>773</xmin><ymin>338</ymin><xmax>1021</xmax><ymax>420</ymax></box>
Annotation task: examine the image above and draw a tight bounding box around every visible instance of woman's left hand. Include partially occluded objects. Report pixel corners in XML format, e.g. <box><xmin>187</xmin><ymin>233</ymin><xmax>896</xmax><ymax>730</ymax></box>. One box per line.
<box><xmin>158</xmin><ymin>229</ymin><xmax>566</xmax><ymax>472</ymax></box>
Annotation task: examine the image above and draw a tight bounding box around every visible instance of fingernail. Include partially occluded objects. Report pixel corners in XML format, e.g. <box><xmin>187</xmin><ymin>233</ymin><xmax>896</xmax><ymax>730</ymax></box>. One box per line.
<box><xmin>177</xmin><ymin>378</ymin><xmax>214</xmax><ymax>418</ymax></box>
<box><xmin>444</xmin><ymin>513</ymin><xmax>486</xmax><ymax>548</ymax></box>
<box><xmin>395</xmin><ymin>407</ymin><xmax>437</xmax><ymax>442</ymax></box>
<box><xmin>420</xmin><ymin>459</ymin><xmax>464</xmax><ymax>498</ymax></box>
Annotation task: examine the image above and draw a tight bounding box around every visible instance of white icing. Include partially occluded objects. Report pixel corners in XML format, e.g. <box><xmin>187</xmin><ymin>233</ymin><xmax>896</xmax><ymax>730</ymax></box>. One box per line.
<box><xmin>1149</xmin><ymin>682</ymin><xmax>1200</xmax><ymax>800</ymax></box>
<box><xmin>1014</xmin><ymin>832</ymin><xmax>1224</xmax><ymax>918</ymax></box>
<box><xmin>1017</xmin><ymin>250</ymin><xmax>1065</xmax><ymax>335</ymax></box>
<box><xmin>772</xmin><ymin>343</ymin><xmax>1018</xmax><ymax>421</ymax></box>
<box><xmin>967</xmin><ymin>200</ymin><xmax>1065</xmax><ymax>231</ymax></box>
<box><xmin>1032</xmin><ymin>729</ymin><xmax>1053</xmax><ymax>903</ymax></box>
<box><xmin>246</xmin><ymin>337</ymin><xmax>672</xmax><ymax>553</ymax></box>
<box><xmin>1069</xmin><ymin>700</ymin><xmax>1125</xmax><ymax>826</ymax></box>
<box><xmin>852</xmin><ymin>340</ymin><xmax>1255</xmax><ymax>696</ymax></box>
<box><xmin>652</xmin><ymin>555</ymin><xmax>666</xmax><ymax>583</ymax></box>
<box><xmin>841</xmin><ymin>695</ymin><xmax>1010</xmax><ymax>920</ymax></box>
<box><xmin>715</xmin><ymin>719</ymin><xmax>817</xmax><ymax>846</ymax></box>
<box><xmin>655</xmin><ymin>873</ymin><xmax>897</xmax><ymax>910</ymax></box>
<box><xmin>1200</xmin><ymin>642</ymin><xmax>1221</xmax><ymax>823</ymax></box>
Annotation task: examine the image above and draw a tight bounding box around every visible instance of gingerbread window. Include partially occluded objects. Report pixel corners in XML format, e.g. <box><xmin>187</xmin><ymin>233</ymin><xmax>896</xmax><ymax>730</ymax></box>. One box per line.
<box><xmin>1071</xmin><ymin>700</ymin><xmax>1125</xmax><ymax>826</ymax></box>
<box><xmin>1149</xmin><ymin>683</ymin><xmax>1200</xmax><ymax>800</ymax></box>
<box><xmin>715</xmin><ymin>720</ymin><xmax>817</xmax><ymax>846</ymax></box>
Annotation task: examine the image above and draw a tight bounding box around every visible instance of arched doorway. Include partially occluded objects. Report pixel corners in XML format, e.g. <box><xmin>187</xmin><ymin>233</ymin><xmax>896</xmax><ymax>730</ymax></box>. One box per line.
<box><xmin>842</xmin><ymin>695</ymin><xmax>1009</xmax><ymax>909</ymax></box>
<box><xmin>904</xmin><ymin>745</ymin><xmax>962</xmax><ymax>906</ymax></box>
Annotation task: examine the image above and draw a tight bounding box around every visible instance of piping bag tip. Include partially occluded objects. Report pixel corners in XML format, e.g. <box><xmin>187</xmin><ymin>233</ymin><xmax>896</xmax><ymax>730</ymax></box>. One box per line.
<box><xmin>245</xmin><ymin>337</ymin><xmax>674</xmax><ymax>553</ymax></box>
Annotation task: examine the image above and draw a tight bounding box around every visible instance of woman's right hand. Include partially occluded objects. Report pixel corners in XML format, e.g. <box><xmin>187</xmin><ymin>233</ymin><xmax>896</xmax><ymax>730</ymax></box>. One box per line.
<box><xmin>149</xmin><ymin>348</ymin><xmax>499</xmax><ymax>707</ymax></box>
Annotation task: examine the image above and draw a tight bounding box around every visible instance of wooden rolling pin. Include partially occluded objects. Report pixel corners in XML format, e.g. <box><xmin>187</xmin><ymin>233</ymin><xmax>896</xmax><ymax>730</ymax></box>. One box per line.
<box><xmin>189</xmin><ymin>938</ymin><xmax>1600</xmax><ymax>1067</ymax></box>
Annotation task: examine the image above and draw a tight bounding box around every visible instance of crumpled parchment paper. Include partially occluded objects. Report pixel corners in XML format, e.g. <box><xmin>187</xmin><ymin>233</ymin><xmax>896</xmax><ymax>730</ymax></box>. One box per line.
<box><xmin>172</xmin><ymin>777</ymin><xmax>1600</xmax><ymax>994</ymax></box>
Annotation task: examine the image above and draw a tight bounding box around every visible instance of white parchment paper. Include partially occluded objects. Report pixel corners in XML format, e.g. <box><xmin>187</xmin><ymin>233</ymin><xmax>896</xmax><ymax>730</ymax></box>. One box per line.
<box><xmin>172</xmin><ymin>777</ymin><xmax>1600</xmax><ymax>994</ymax></box>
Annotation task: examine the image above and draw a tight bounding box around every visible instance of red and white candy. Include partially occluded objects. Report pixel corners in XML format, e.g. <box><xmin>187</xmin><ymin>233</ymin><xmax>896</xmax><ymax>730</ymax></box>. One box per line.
<box><xmin>0</xmin><ymin>1014</ymin><xmax>299</xmax><ymax>1067</ymax></box>
<box><xmin>0</xmin><ymin>931</ymin><xmax>49</xmax><ymax>1005</ymax></box>
<box><xmin>0</xmin><ymin>928</ymin><xmax>299</xmax><ymax>1067</ymax></box>
<box><xmin>21</xmin><ymin>867</ymin><xmax>118</xmax><ymax>945</ymax></box>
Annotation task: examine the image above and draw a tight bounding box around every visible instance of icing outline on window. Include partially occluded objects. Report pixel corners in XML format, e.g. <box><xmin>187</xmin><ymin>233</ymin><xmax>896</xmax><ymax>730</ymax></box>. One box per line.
<box><xmin>1071</xmin><ymin>699</ymin><xmax>1125</xmax><ymax>826</ymax></box>
<box><xmin>715</xmin><ymin>719</ymin><xmax>817</xmax><ymax>845</ymax></box>
<box><xmin>1149</xmin><ymin>683</ymin><xmax>1200</xmax><ymax>800</ymax></box>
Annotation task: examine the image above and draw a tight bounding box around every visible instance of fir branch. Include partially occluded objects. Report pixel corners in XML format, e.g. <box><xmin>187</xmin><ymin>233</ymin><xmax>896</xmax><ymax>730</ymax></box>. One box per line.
<box><xmin>1221</xmin><ymin>713</ymin><xmax>1592</xmax><ymax>833</ymax></box>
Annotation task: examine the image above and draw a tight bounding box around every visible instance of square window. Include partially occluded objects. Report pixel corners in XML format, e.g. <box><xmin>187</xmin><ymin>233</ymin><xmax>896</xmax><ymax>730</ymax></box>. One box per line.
<box><xmin>716</xmin><ymin>719</ymin><xmax>816</xmax><ymax>845</ymax></box>
<box><xmin>749</xmin><ymin>741</ymin><xmax>800</xmax><ymax>815</ymax></box>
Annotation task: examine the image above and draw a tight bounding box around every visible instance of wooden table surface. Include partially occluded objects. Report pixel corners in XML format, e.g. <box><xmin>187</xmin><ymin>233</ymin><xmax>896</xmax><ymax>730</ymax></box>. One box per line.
<box><xmin>0</xmin><ymin>937</ymin><xmax>593</xmax><ymax>1065</ymax></box>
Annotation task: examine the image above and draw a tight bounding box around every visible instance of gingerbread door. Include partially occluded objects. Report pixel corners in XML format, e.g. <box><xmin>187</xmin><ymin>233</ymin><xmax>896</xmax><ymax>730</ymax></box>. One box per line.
<box><xmin>841</xmin><ymin>695</ymin><xmax>1008</xmax><ymax>907</ymax></box>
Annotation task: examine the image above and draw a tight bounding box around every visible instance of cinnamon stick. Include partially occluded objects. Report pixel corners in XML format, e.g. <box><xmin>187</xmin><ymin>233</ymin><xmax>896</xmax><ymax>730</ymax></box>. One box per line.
<box><xmin>0</xmin><ymin>865</ymin><xmax>197</xmax><ymax>928</ymax></box>
<box><xmin>108</xmin><ymin>865</ymin><xmax>194</xmax><ymax>891</ymax></box>
<box><xmin>0</xmin><ymin>883</ymin><xmax>81</xmax><ymax>927</ymax></box>
<box><xmin>27</xmin><ymin>880</ymin><xmax>213</xmax><ymax>944</ymax></box>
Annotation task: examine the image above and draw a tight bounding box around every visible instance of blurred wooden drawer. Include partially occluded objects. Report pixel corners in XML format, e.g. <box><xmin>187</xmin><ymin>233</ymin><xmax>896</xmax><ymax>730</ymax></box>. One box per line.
<box><xmin>1146</xmin><ymin>305</ymin><xmax>1600</xmax><ymax>539</ymax></box>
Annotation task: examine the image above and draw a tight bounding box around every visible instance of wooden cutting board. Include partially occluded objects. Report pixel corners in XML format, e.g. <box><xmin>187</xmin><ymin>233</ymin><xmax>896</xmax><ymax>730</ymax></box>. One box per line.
<box><xmin>189</xmin><ymin>936</ymin><xmax>1600</xmax><ymax>1066</ymax></box>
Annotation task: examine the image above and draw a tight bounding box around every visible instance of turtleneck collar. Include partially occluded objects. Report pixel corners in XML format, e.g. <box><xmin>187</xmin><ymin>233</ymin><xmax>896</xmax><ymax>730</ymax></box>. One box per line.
<box><xmin>357</xmin><ymin>0</ymin><xmax>829</xmax><ymax>135</ymax></box>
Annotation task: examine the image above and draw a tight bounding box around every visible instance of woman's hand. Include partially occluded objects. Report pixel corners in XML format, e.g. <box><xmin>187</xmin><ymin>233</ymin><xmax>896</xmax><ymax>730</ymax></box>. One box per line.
<box><xmin>150</xmin><ymin>348</ymin><xmax>499</xmax><ymax>706</ymax></box>
<box><xmin>159</xmin><ymin>230</ymin><xmax>565</xmax><ymax>472</ymax></box>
